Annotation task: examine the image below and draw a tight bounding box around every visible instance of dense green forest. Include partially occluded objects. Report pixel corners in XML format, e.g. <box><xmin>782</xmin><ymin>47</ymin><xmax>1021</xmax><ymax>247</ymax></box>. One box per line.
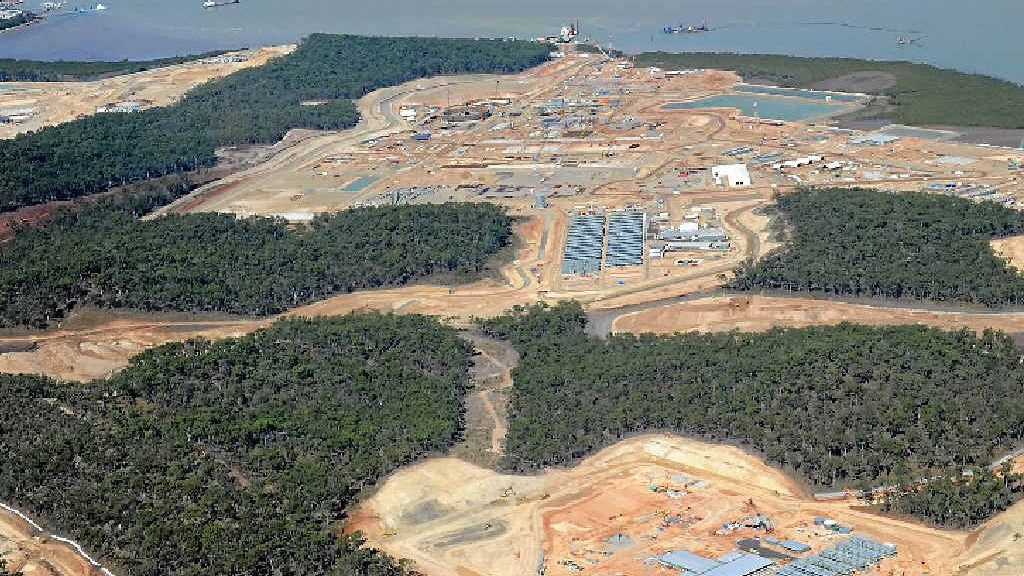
<box><xmin>0</xmin><ymin>199</ymin><xmax>512</xmax><ymax>328</ymax></box>
<box><xmin>875</xmin><ymin>464</ymin><xmax>1024</xmax><ymax>528</ymax></box>
<box><xmin>483</xmin><ymin>302</ymin><xmax>1024</xmax><ymax>492</ymax></box>
<box><xmin>634</xmin><ymin>51</ymin><xmax>1024</xmax><ymax>128</ymax></box>
<box><xmin>730</xmin><ymin>188</ymin><xmax>1024</xmax><ymax>306</ymax></box>
<box><xmin>0</xmin><ymin>51</ymin><xmax>230</xmax><ymax>82</ymax></box>
<box><xmin>0</xmin><ymin>34</ymin><xmax>549</xmax><ymax>212</ymax></box>
<box><xmin>0</xmin><ymin>314</ymin><xmax>472</xmax><ymax>575</ymax></box>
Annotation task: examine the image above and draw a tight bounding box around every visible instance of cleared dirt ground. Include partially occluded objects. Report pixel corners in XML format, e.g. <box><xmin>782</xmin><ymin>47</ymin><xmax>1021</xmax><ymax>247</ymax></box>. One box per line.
<box><xmin>612</xmin><ymin>295</ymin><xmax>1024</xmax><ymax>336</ymax></box>
<box><xmin>0</xmin><ymin>511</ymin><xmax>100</xmax><ymax>576</ymax></box>
<box><xmin>0</xmin><ymin>46</ymin><xmax>292</xmax><ymax>139</ymax></box>
<box><xmin>348</xmin><ymin>435</ymin><xmax>965</xmax><ymax>576</ymax></box>
<box><xmin>991</xmin><ymin>236</ymin><xmax>1024</xmax><ymax>272</ymax></box>
<box><xmin>960</xmin><ymin>501</ymin><xmax>1024</xmax><ymax>575</ymax></box>
<box><xmin>0</xmin><ymin>318</ymin><xmax>254</xmax><ymax>381</ymax></box>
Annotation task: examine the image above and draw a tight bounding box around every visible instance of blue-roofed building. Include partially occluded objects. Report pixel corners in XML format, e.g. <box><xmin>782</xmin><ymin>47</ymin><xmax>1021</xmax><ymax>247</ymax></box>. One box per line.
<box><xmin>659</xmin><ymin>550</ymin><xmax>721</xmax><ymax>573</ymax></box>
<box><xmin>780</xmin><ymin>540</ymin><xmax>811</xmax><ymax>553</ymax></box>
<box><xmin>703</xmin><ymin>552</ymin><xmax>773</xmax><ymax>576</ymax></box>
<box><xmin>657</xmin><ymin>550</ymin><xmax>773</xmax><ymax>576</ymax></box>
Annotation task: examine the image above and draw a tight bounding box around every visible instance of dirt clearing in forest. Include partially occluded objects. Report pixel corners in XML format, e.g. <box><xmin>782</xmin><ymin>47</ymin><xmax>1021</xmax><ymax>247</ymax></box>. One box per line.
<box><xmin>612</xmin><ymin>295</ymin><xmax>1024</xmax><ymax>336</ymax></box>
<box><xmin>349</xmin><ymin>435</ymin><xmax>965</xmax><ymax>576</ymax></box>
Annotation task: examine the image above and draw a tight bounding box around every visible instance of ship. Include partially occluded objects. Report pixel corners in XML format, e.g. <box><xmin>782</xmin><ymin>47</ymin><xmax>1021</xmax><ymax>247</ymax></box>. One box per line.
<box><xmin>72</xmin><ymin>2</ymin><xmax>104</xmax><ymax>12</ymax></box>
<box><xmin>203</xmin><ymin>0</ymin><xmax>239</xmax><ymax>8</ymax></box>
<box><xmin>663</xmin><ymin>19</ymin><xmax>710</xmax><ymax>34</ymax></box>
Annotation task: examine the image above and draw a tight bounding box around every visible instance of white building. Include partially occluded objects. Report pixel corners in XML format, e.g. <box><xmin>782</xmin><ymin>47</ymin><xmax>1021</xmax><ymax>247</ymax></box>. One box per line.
<box><xmin>711</xmin><ymin>164</ymin><xmax>751</xmax><ymax>187</ymax></box>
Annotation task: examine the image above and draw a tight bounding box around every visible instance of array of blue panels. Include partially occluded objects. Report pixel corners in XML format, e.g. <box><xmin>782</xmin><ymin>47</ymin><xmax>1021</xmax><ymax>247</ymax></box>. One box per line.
<box><xmin>562</xmin><ymin>215</ymin><xmax>605</xmax><ymax>275</ymax></box>
<box><xmin>606</xmin><ymin>211</ymin><xmax>645</xmax><ymax>267</ymax></box>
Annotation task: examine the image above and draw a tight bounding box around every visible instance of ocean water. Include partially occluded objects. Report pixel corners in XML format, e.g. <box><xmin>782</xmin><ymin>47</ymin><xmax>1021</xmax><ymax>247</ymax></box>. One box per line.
<box><xmin>0</xmin><ymin>0</ymin><xmax>1021</xmax><ymax>84</ymax></box>
<box><xmin>664</xmin><ymin>94</ymin><xmax>846</xmax><ymax>122</ymax></box>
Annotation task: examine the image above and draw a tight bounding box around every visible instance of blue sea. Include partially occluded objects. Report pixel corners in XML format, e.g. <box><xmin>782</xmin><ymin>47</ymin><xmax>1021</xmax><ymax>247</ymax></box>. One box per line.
<box><xmin>1</xmin><ymin>1</ymin><xmax>1021</xmax><ymax>84</ymax></box>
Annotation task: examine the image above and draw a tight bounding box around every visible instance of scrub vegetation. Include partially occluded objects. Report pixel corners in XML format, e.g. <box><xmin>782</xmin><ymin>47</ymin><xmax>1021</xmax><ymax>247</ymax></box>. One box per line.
<box><xmin>482</xmin><ymin>302</ymin><xmax>1024</xmax><ymax>503</ymax></box>
<box><xmin>731</xmin><ymin>188</ymin><xmax>1024</xmax><ymax>306</ymax></box>
<box><xmin>0</xmin><ymin>313</ymin><xmax>473</xmax><ymax>576</ymax></box>
<box><xmin>0</xmin><ymin>34</ymin><xmax>550</xmax><ymax>212</ymax></box>
<box><xmin>634</xmin><ymin>51</ymin><xmax>1024</xmax><ymax>128</ymax></box>
<box><xmin>0</xmin><ymin>197</ymin><xmax>512</xmax><ymax>328</ymax></box>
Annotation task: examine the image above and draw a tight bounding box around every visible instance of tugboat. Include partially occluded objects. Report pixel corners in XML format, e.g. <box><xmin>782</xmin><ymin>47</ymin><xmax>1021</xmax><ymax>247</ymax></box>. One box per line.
<box><xmin>203</xmin><ymin>0</ymin><xmax>239</xmax><ymax>8</ymax></box>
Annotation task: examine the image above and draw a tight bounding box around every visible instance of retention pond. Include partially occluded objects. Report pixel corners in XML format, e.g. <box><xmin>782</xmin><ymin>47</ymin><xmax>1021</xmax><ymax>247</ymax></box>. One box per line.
<box><xmin>663</xmin><ymin>86</ymin><xmax>865</xmax><ymax>122</ymax></box>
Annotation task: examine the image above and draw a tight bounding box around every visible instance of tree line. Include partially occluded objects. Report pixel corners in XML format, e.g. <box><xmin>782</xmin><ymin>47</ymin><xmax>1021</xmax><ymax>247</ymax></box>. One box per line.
<box><xmin>731</xmin><ymin>188</ymin><xmax>1024</xmax><ymax>306</ymax></box>
<box><xmin>482</xmin><ymin>302</ymin><xmax>1024</xmax><ymax>502</ymax></box>
<box><xmin>0</xmin><ymin>51</ymin><xmax>231</xmax><ymax>82</ymax></box>
<box><xmin>0</xmin><ymin>313</ymin><xmax>473</xmax><ymax>576</ymax></box>
<box><xmin>0</xmin><ymin>34</ymin><xmax>550</xmax><ymax>212</ymax></box>
<box><xmin>873</xmin><ymin>464</ymin><xmax>1024</xmax><ymax>528</ymax></box>
<box><xmin>0</xmin><ymin>198</ymin><xmax>512</xmax><ymax>328</ymax></box>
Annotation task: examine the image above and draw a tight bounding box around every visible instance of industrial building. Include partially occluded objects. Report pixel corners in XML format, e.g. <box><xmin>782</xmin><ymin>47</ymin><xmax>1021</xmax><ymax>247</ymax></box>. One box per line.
<box><xmin>605</xmin><ymin>211</ymin><xmax>645</xmax><ymax>267</ymax></box>
<box><xmin>0</xmin><ymin>108</ymin><xmax>36</xmax><ymax>125</ymax></box>
<box><xmin>764</xmin><ymin>537</ymin><xmax>811</xmax><ymax>553</ymax></box>
<box><xmin>776</xmin><ymin>537</ymin><xmax>897</xmax><ymax>576</ymax></box>
<box><xmin>658</xmin><ymin>550</ymin><xmax>774</xmax><ymax>576</ymax></box>
<box><xmin>442</xmin><ymin>104</ymin><xmax>492</xmax><ymax>124</ymax></box>
<box><xmin>711</xmin><ymin>164</ymin><xmax>751</xmax><ymax>187</ymax></box>
<box><xmin>661</xmin><ymin>227</ymin><xmax>728</xmax><ymax>243</ymax></box>
<box><xmin>562</xmin><ymin>214</ymin><xmax>605</xmax><ymax>275</ymax></box>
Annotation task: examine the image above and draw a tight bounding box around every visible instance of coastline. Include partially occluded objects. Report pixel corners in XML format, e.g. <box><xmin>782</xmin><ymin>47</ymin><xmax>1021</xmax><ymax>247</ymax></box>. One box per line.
<box><xmin>0</xmin><ymin>13</ymin><xmax>43</xmax><ymax>36</ymax></box>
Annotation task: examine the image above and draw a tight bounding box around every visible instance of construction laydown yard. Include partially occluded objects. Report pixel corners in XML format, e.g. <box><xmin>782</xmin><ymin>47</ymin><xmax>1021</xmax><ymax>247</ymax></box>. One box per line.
<box><xmin>8</xmin><ymin>42</ymin><xmax>1024</xmax><ymax>576</ymax></box>
<box><xmin>348</xmin><ymin>435</ymin><xmax>1009</xmax><ymax>576</ymax></box>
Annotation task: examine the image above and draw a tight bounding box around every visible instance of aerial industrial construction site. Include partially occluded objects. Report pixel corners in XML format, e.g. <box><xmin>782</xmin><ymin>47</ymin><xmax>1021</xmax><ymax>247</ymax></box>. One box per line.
<box><xmin>3</xmin><ymin>38</ymin><xmax>1024</xmax><ymax>576</ymax></box>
